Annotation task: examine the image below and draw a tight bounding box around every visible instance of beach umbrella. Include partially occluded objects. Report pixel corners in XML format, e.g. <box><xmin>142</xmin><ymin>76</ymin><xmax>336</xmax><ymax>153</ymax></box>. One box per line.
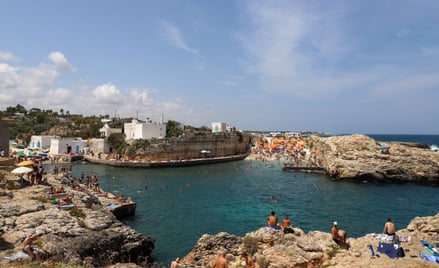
<box><xmin>16</xmin><ymin>160</ymin><xmax>34</xmax><ymax>166</ymax></box>
<box><xmin>11</xmin><ymin>166</ymin><xmax>33</xmax><ymax>174</ymax></box>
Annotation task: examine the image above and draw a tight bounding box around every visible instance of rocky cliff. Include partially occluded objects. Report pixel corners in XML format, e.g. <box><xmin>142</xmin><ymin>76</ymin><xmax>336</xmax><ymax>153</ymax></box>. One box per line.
<box><xmin>0</xmin><ymin>173</ymin><xmax>155</xmax><ymax>267</ymax></box>
<box><xmin>308</xmin><ymin>134</ymin><xmax>439</xmax><ymax>184</ymax></box>
<box><xmin>179</xmin><ymin>212</ymin><xmax>439</xmax><ymax>268</ymax></box>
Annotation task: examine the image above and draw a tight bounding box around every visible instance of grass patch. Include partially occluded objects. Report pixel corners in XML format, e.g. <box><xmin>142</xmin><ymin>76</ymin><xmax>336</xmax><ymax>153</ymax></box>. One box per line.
<box><xmin>69</xmin><ymin>207</ymin><xmax>85</xmax><ymax>218</ymax></box>
<box><xmin>327</xmin><ymin>244</ymin><xmax>339</xmax><ymax>259</ymax></box>
<box><xmin>30</xmin><ymin>195</ymin><xmax>47</xmax><ymax>203</ymax></box>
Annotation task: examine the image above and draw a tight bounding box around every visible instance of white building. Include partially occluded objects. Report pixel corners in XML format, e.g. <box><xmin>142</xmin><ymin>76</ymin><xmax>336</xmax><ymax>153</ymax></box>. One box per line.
<box><xmin>28</xmin><ymin>135</ymin><xmax>56</xmax><ymax>150</ymax></box>
<box><xmin>99</xmin><ymin>119</ymin><xmax>122</xmax><ymax>138</ymax></box>
<box><xmin>49</xmin><ymin>138</ymin><xmax>88</xmax><ymax>154</ymax></box>
<box><xmin>211</xmin><ymin>122</ymin><xmax>227</xmax><ymax>133</ymax></box>
<box><xmin>124</xmin><ymin>118</ymin><xmax>166</xmax><ymax>140</ymax></box>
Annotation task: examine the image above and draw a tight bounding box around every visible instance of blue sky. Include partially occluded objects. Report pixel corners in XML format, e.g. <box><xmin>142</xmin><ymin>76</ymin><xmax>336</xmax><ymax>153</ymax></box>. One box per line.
<box><xmin>1</xmin><ymin>1</ymin><xmax>438</xmax><ymax>134</ymax></box>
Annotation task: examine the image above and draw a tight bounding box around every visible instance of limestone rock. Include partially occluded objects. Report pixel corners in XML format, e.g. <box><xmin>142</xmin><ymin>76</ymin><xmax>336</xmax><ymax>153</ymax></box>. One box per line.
<box><xmin>309</xmin><ymin>134</ymin><xmax>439</xmax><ymax>184</ymax></box>
<box><xmin>0</xmin><ymin>174</ymin><xmax>155</xmax><ymax>267</ymax></box>
<box><xmin>180</xmin><ymin>213</ymin><xmax>439</xmax><ymax>268</ymax></box>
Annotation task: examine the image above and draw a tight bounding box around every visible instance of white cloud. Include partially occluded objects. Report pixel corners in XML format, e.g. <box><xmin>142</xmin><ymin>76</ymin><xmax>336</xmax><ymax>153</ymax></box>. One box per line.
<box><xmin>159</xmin><ymin>21</ymin><xmax>199</xmax><ymax>54</ymax></box>
<box><xmin>48</xmin><ymin>51</ymin><xmax>76</xmax><ymax>72</ymax></box>
<box><xmin>93</xmin><ymin>83</ymin><xmax>120</xmax><ymax>99</ymax></box>
<box><xmin>0</xmin><ymin>52</ymin><xmax>194</xmax><ymax>124</ymax></box>
<box><xmin>0</xmin><ymin>51</ymin><xmax>18</xmax><ymax>61</ymax></box>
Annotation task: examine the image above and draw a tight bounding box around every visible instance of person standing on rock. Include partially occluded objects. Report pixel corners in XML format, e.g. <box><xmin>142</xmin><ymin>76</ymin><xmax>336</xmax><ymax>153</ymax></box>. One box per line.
<box><xmin>382</xmin><ymin>218</ymin><xmax>395</xmax><ymax>235</ymax></box>
<box><xmin>213</xmin><ymin>251</ymin><xmax>228</xmax><ymax>268</ymax></box>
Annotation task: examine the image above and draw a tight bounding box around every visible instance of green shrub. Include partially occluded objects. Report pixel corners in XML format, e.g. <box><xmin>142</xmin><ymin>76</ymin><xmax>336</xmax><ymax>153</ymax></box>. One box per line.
<box><xmin>69</xmin><ymin>207</ymin><xmax>85</xmax><ymax>218</ymax></box>
<box><xmin>242</xmin><ymin>236</ymin><xmax>259</xmax><ymax>255</ymax></box>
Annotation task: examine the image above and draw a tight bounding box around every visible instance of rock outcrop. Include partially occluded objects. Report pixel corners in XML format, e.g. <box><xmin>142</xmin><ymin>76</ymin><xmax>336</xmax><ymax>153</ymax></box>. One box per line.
<box><xmin>180</xmin><ymin>213</ymin><xmax>439</xmax><ymax>268</ymax></box>
<box><xmin>309</xmin><ymin>134</ymin><xmax>439</xmax><ymax>184</ymax></box>
<box><xmin>0</xmin><ymin>174</ymin><xmax>155</xmax><ymax>267</ymax></box>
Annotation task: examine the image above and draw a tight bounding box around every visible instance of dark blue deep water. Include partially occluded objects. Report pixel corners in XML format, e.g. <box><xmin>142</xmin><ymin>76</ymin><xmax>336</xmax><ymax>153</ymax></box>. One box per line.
<box><xmin>45</xmin><ymin>135</ymin><xmax>439</xmax><ymax>265</ymax></box>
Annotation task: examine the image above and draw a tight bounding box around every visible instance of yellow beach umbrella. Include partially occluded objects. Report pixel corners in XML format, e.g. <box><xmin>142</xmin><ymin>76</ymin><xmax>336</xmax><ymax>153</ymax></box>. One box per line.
<box><xmin>16</xmin><ymin>160</ymin><xmax>35</xmax><ymax>166</ymax></box>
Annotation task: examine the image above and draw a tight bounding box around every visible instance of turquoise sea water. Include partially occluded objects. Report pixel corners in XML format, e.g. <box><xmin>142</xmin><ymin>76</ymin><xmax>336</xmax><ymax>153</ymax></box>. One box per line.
<box><xmin>44</xmin><ymin>134</ymin><xmax>439</xmax><ymax>265</ymax></box>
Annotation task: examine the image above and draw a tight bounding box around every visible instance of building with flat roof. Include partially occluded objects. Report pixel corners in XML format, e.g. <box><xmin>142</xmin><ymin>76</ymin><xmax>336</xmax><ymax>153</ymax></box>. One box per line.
<box><xmin>124</xmin><ymin>118</ymin><xmax>166</xmax><ymax>140</ymax></box>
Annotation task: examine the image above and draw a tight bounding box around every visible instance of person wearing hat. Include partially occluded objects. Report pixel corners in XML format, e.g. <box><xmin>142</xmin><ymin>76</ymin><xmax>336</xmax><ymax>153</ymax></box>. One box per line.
<box><xmin>331</xmin><ymin>221</ymin><xmax>346</xmax><ymax>248</ymax></box>
<box><xmin>170</xmin><ymin>257</ymin><xmax>181</xmax><ymax>268</ymax></box>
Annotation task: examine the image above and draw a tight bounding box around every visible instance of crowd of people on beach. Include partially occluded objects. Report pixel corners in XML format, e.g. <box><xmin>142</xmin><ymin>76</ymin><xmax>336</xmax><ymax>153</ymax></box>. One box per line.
<box><xmin>251</xmin><ymin>136</ymin><xmax>322</xmax><ymax>168</ymax></box>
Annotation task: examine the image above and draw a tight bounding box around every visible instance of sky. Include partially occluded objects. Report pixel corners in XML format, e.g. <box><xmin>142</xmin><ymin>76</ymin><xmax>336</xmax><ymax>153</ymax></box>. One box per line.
<box><xmin>0</xmin><ymin>0</ymin><xmax>438</xmax><ymax>134</ymax></box>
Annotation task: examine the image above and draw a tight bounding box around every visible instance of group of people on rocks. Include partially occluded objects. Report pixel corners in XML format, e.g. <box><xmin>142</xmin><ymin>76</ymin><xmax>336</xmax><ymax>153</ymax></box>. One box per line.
<box><xmin>17</xmin><ymin>163</ymin><xmax>46</xmax><ymax>187</ymax></box>
<box><xmin>172</xmin><ymin>212</ymin><xmax>397</xmax><ymax>268</ymax></box>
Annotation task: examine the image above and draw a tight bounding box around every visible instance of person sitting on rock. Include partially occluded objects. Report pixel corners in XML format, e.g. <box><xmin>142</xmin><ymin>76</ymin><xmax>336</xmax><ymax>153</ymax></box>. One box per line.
<box><xmin>382</xmin><ymin>218</ymin><xmax>395</xmax><ymax>236</ymax></box>
<box><xmin>23</xmin><ymin>233</ymin><xmax>42</xmax><ymax>261</ymax></box>
<box><xmin>331</xmin><ymin>221</ymin><xmax>346</xmax><ymax>248</ymax></box>
<box><xmin>59</xmin><ymin>195</ymin><xmax>73</xmax><ymax>205</ymax></box>
<box><xmin>267</xmin><ymin>211</ymin><xmax>279</xmax><ymax>229</ymax></box>
<box><xmin>281</xmin><ymin>215</ymin><xmax>294</xmax><ymax>233</ymax></box>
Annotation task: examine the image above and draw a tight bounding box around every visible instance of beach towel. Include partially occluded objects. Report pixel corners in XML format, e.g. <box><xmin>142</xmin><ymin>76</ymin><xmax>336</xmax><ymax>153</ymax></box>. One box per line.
<box><xmin>58</xmin><ymin>203</ymin><xmax>75</xmax><ymax>210</ymax></box>
<box><xmin>107</xmin><ymin>204</ymin><xmax>121</xmax><ymax>209</ymax></box>
<box><xmin>421</xmin><ymin>240</ymin><xmax>439</xmax><ymax>255</ymax></box>
<box><xmin>374</xmin><ymin>233</ymin><xmax>411</xmax><ymax>242</ymax></box>
<box><xmin>374</xmin><ymin>233</ymin><xmax>393</xmax><ymax>241</ymax></box>
<box><xmin>399</xmin><ymin>235</ymin><xmax>411</xmax><ymax>242</ymax></box>
<box><xmin>3</xmin><ymin>251</ymin><xmax>31</xmax><ymax>261</ymax></box>
<box><xmin>377</xmin><ymin>242</ymin><xmax>405</xmax><ymax>258</ymax></box>
<box><xmin>369</xmin><ymin>244</ymin><xmax>375</xmax><ymax>256</ymax></box>
<box><xmin>265</xmin><ymin>226</ymin><xmax>280</xmax><ymax>232</ymax></box>
<box><xmin>419</xmin><ymin>252</ymin><xmax>439</xmax><ymax>263</ymax></box>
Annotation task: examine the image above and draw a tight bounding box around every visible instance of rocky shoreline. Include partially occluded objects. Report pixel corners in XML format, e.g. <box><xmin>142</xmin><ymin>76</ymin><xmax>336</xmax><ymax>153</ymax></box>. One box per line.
<box><xmin>309</xmin><ymin>134</ymin><xmax>439</xmax><ymax>185</ymax></box>
<box><xmin>0</xmin><ymin>172</ymin><xmax>155</xmax><ymax>267</ymax></box>
<box><xmin>178</xmin><ymin>212</ymin><xmax>439</xmax><ymax>267</ymax></box>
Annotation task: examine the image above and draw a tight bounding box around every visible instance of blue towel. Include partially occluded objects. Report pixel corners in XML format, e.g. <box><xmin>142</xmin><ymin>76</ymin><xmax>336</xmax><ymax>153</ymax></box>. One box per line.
<box><xmin>420</xmin><ymin>252</ymin><xmax>439</xmax><ymax>263</ymax></box>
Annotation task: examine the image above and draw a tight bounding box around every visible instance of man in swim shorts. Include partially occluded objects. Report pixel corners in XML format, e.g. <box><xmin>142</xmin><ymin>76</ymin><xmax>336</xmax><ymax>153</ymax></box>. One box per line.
<box><xmin>267</xmin><ymin>211</ymin><xmax>279</xmax><ymax>228</ymax></box>
<box><xmin>382</xmin><ymin>218</ymin><xmax>395</xmax><ymax>235</ymax></box>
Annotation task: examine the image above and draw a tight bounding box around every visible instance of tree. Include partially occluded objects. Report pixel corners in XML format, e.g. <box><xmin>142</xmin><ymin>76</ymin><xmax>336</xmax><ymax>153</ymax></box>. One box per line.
<box><xmin>107</xmin><ymin>133</ymin><xmax>127</xmax><ymax>153</ymax></box>
<box><xmin>166</xmin><ymin>120</ymin><xmax>183</xmax><ymax>138</ymax></box>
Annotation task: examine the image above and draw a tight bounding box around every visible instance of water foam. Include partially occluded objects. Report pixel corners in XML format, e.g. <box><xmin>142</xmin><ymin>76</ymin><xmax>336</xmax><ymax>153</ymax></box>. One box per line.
<box><xmin>430</xmin><ymin>144</ymin><xmax>439</xmax><ymax>151</ymax></box>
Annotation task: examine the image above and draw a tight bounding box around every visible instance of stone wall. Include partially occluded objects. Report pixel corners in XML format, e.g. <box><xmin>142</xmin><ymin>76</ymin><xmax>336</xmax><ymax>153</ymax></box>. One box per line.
<box><xmin>126</xmin><ymin>132</ymin><xmax>252</xmax><ymax>161</ymax></box>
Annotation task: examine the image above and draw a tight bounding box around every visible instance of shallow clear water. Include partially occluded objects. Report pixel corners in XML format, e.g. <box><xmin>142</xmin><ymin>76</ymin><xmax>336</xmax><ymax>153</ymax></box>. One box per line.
<box><xmin>43</xmin><ymin>134</ymin><xmax>439</xmax><ymax>265</ymax></box>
